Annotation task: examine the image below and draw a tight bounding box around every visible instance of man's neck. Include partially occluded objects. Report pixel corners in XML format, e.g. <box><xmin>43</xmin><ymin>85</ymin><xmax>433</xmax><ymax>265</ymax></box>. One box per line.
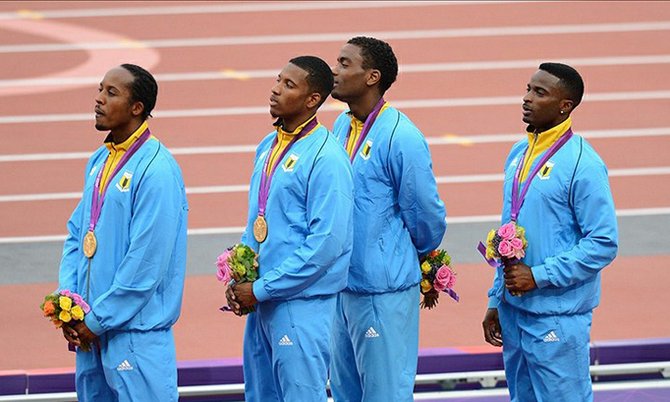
<box><xmin>110</xmin><ymin>121</ymin><xmax>144</xmax><ymax>144</ymax></box>
<box><xmin>348</xmin><ymin>92</ymin><xmax>383</xmax><ymax>122</ymax></box>
<box><xmin>280</xmin><ymin>111</ymin><xmax>315</xmax><ymax>133</ymax></box>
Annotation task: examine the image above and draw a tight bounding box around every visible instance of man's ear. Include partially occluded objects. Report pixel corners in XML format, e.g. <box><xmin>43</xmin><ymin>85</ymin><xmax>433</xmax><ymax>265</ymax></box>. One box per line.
<box><xmin>305</xmin><ymin>92</ymin><xmax>322</xmax><ymax>109</ymax></box>
<box><xmin>366</xmin><ymin>69</ymin><xmax>381</xmax><ymax>87</ymax></box>
<box><xmin>560</xmin><ymin>99</ymin><xmax>574</xmax><ymax>115</ymax></box>
<box><xmin>131</xmin><ymin>101</ymin><xmax>145</xmax><ymax>118</ymax></box>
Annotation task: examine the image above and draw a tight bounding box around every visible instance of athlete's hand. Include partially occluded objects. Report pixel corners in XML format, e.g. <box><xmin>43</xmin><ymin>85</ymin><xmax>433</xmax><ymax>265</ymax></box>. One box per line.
<box><xmin>71</xmin><ymin>321</ymin><xmax>98</xmax><ymax>344</ymax></box>
<box><xmin>482</xmin><ymin>308</ymin><xmax>503</xmax><ymax>347</ymax></box>
<box><xmin>232</xmin><ymin>282</ymin><xmax>258</xmax><ymax>310</ymax></box>
<box><xmin>503</xmin><ymin>261</ymin><xmax>537</xmax><ymax>295</ymax></box>
<box><xmin>225</xmin><ymin>285</ymin><xmax>242</xmax><ymax>316</ymax></box>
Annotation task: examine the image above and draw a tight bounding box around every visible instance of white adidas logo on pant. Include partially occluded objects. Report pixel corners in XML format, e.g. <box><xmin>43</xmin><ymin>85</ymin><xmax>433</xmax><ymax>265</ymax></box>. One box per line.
<box><xmin>116</xmin><ymin>360</ymin><xmax>134</xmax><ymax>371</ymax></box>
<box><xmin>365</xmin><ymin>327</ymin><xmax>380</xmax><ymax>338</ymax></box>
<box><xmin>278</xmin><ymin>335</ymin><xmax>294</xmax><ymax>346</ymax></box>
<box><xmin>542</xmin><ymin>331</ymin><xmax>560</xmax><ymax>343</ymax></box>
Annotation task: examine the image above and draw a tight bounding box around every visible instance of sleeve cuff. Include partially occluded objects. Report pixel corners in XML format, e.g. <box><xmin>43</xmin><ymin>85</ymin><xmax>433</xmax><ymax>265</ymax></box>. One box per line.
<box><xmin>84</xmin><ymin>311</ymin><xmax>105</xmax><ymax>336</ymax></box>
<box><xmin>531</xmin><ymin>264</ymin><xmax>551</xmax><ymax>288</ymax></box>
<box><xmin>253</xmin><ymin>279</ymin><xmax>271</xmax><ymax>303</ymax></box>
<box><xmin>487</xmin><ymin>296</ymin><xmax>500</xmax><ymax>309</ymax></box>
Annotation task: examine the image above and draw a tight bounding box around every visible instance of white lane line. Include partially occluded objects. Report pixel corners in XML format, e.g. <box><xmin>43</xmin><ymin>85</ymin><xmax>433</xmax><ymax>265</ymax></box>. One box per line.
<box><xmin>2</xmin><ymin>167</ymin><xmax>668</xmax><ymax>203</ymax></box>
<box><xmin>1</xmin><ymin>21</ymin><xmax>669</xmax><ymax>53</ymax></box>
<box><xmin>1</xmin><ymin>207</ymin><xmax>668</xmax><ymax>244</ymax></box>
<box><xmin>0</xmin><ymin>2</ymin><xmax>453</xmax><ymax>21</ymax></box>
<box><xmin>3</xmin><ymin>54</ymin><xmax>670</xmax><ymax>89</ymax></box>
<box><xmin>2</xmin><ymin>127</ymin><xmax>669</xmax><ymax>163</ymax></box>
<box><xmin>2</xmin><ymin>90</ymin><xmax>670</xmax><ymax>125</ymax></box>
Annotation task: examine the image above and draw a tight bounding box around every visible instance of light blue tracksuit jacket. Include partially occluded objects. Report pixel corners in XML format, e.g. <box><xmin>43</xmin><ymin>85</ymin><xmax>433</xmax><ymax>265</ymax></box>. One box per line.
<box><xmin>332</xmin><ymin>107</ymin><xmax>447</xmax><ymax>293</ymax></box>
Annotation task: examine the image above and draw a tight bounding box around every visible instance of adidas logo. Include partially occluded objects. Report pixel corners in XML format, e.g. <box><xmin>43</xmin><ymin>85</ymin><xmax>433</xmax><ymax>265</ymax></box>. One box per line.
<box><xmin>543</xmin><ymin>331</ymin><xmax>560</xmax><ymax>343</ymax></box>
<box><xmin>116</xmin><ymin>360</ymin><xmax>133</xmax><ymax>371</ymax></box>
<box><xmin>365</xmin><ymin>327</ymin><xmax>380</xmax><ymax>338</ymax></box>
<box><xmin>278</xmin><ymin>335</ymin><xmax>293</xmax><ymax>346</ymax></box>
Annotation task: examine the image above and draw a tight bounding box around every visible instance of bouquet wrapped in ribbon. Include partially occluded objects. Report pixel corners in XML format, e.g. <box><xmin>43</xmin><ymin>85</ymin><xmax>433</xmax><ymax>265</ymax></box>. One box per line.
<box><xmin>420</xmin><ymin>249</ymin><xmax>459</xmax><ymax>309</ymax></box>
<box><xmin>40</xmin><ymin>290</ymin><xmax>91</xmax><ymax>351</ymax></box>
<box><xmin>483</xmin><ymin>221</ymin><xmax>528</xmax><ymax>263</ymax></box>
<box><xmin>216</xmin><ymin>243</ymin><xmax>259</xmax><ymax>315</ymax></box>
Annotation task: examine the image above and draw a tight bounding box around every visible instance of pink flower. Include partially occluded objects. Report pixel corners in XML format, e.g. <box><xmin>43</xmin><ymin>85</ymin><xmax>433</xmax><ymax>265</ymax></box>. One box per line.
<box><xmin>498</xmin><ymin>239</ymin><xmax>516</xmax><ymax>258</ymax></box>
<box><xmin>216</xmin><ymin>250</ymin><xmax>233</xmax><ymax>283</ymax></box>
<box><xmin>510</xmin><ymin>238</ymin><xmax>525</xmax><ymax>259</ymax></box>
<box><xmin>59</xmin><ymin>289</ymin><xmax>72</xmax><ymax>298</ymax></box>
<box><xmin>433</xmin><ymin>265</ymin><xmax>456</xmax><ymax>292</ymax></box>
<box><xmin>71</xmin><ymin>293</ymin><xmax>91</xmax><ymax>314</ymax></box>
<box><xmin>497</xmin><ymin>222</ymin><xmax>517</xmax><ymax>240</ymax></box>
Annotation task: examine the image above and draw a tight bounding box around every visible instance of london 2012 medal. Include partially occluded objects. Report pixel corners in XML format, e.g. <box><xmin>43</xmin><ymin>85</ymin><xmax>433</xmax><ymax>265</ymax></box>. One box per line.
<box><xmin>253</xmin><ymin>215</ymin><xmax>268</xmax><ymax>243</ymax></box>
<box><xmin>83</xmin><ymin>231</ymin><xmax>97</xmax><ymax>258</ymax></box>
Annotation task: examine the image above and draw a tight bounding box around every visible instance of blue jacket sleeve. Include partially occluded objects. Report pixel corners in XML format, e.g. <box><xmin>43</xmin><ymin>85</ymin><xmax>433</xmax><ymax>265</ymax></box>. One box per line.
<box><xmin>388</xmin><ymin>126</ymin><xmax>446</xmax><ymax>256</ymax></box>
<box><xmin>531</xmin><ymin>162</ymin><xmax>619</xmax><ymax>288</ymax></box>
<box><xmin>85</xmin><ymin>161</ymin><xmax>186</xmax><ymax>334</ymax></box>
<box><xmin>253</xmin><ymin>148</ymin><xmax>354</xmax><ymax>302</ymax></box>
<box><xmin>58</xmin><ymin>198</ymin><xmax>84</xmax><ymax>293</ymax></box>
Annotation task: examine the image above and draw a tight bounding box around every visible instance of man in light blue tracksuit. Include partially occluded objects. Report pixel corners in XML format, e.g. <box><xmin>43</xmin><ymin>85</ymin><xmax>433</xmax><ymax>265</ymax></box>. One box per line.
<box><xmin>482</xmin><ymin>63</ymin><xmax>618</xmax><ymax>401</ymax></box>
<box><xmin>328</xmin><ymin>37</ymin><xmax>447</xmax><ymax>402</ymax></box>
<box><xmin>59</xmin><ymin>65</ymin><xmax>188</xmax><ymax>401</ymax></box>
<box><xmin>226</xmin><ymin>56</ymin><xmax>353</xmax><ymax>401</ymax></box>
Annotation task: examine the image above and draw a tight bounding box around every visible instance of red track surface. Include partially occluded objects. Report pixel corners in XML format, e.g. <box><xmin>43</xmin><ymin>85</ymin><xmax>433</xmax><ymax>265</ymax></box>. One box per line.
<box><xmin>1</xmin><ymin>1</ymin><xmax>669</xmax><ymax>371</ymax></box>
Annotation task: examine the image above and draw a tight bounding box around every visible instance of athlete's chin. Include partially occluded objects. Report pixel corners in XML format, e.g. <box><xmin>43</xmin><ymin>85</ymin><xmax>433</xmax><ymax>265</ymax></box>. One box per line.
<box><xmin>94</xmin><ymin>122</ymin><xmax>108</xmax><ymax>132</ymax></box>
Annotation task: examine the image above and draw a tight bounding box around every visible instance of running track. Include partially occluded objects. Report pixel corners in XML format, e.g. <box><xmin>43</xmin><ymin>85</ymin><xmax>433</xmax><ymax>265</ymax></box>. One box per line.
<box><xmin>0</xmin><ymin>1</ymin><xmax>669</xmax><ymax>372</ymax></box>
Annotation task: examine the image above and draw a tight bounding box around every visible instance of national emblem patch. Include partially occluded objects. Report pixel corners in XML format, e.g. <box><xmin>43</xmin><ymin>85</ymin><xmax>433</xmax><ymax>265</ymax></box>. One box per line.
<box><xmin>538</xmin><ymin>161</ymin><xmax>555</xmax><ymax>180</ymax></box>
<box><xmin>282</xmin><ymin>153</ymin><xmax>299</xmax><ymax>172</ymax></box>
<box><xmin>361</xmin><ymin>140</ymin><xmax>373</xmax><ymax>160</ymax></box>
<box><xmin>116</xmin><ymin>171</ymin><xmax>133</xmax><ymax>192</ymax></box>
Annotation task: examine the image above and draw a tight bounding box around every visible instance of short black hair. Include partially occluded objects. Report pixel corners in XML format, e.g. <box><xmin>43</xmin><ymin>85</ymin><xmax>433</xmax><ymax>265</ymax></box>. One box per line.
<box><xmin>347</xmin><ymin>36</ymin><xmax>398</xmax><ymax>95</ymax></box>
<box><xmin>289</xmin><ymin>55</ymin><xmax>334</xmax><ymax>108</ymax></box>
<box><xmin>120</xmin><ymin>63</ymin><xmax>158</xmax><ymax>120</ymax></box>
<box><xmin>539</xmin><ymin>62</ymin><xmax>584</xmax><ymax>108</ymax></box>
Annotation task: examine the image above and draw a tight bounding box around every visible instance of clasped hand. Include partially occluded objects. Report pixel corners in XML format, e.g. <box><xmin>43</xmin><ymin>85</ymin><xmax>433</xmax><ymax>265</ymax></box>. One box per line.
<box><xmin>225</xmin><ymin>282</ymin><xmax>257</xmax><ymax>316</ymax></box>
<box><xmin>503</xmin><ymin>261</ymin><xmax>537</xmax><ymax>296</ymax></box>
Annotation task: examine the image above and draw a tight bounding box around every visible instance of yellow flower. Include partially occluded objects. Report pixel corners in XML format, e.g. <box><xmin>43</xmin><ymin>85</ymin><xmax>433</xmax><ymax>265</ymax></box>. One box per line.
<box><xmin>486</xmin><ymin>247</ymin><xmax>496</xmax><ymax>260</ymax></box>
<box><xmin>486</xmin><ymin>229</ymin><xmax>496</xmax><ymax>246</ymax></box>
<box><xmin>59</xmin><ymin>296</ymin><xmax>72</xmax><ymax>311</ymax></box>
<box><xmin>421</xmin><ymin>279</ymin><xmax>433</xmax><ymax>293</ymax></box>
<box><xmin>421</xmin><ymin>261</ymin><xmax>431</xmax><ymax>274</ymax></box>
<box><xmin>71</xmin><ymin>305</ymin><xmax>85</xmax><ymax>321</ymax></box>
<box><xmin>59</xmin><ymin>310</ymin><xmax>72</xmax><ymax>323</ymax></box>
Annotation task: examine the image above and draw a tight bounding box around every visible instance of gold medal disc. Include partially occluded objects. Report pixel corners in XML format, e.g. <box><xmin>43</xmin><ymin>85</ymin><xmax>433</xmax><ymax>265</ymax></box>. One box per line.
<box><xmin>83</xmin><ymin>231</ymin><xmax>97</xmax><ymax>258</ymax></box>
<box><xmin>253</xmin><ymin>216</ymin><xmax>268</xmax><ymax>243</ymax></box>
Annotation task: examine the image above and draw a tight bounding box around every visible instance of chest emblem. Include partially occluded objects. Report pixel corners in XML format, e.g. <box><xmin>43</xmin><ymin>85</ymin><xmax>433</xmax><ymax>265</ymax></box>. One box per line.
<box><xmin>282</xmin><ymin>153</ymin><xmax>299</xmax><ymax>172</ymax></box>
<box><xmin>538</xmin><ymin>161</ymin><xmax>555</xmax><ymax>180</ymax></box>
<box><xmin>116</xmin><ymin>171</ymin><xmax>133</xmax><ymax>192</ymax></box>
<box><xmin>360</xmin><ymin>140</ymin><xmax>373</xmax><ymax>160</ymax></box>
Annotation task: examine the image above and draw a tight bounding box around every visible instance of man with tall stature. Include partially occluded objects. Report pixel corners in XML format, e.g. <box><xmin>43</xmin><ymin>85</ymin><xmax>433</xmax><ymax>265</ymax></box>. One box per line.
<box><xmin>328</xmin><ymin>37</ymin><xmax>447</xmax><ymax>402</ymax></box>
<box><xmin>59</xmin><ymin>64</ymin><xmax>188</xmax><ymax>401</ymax></box>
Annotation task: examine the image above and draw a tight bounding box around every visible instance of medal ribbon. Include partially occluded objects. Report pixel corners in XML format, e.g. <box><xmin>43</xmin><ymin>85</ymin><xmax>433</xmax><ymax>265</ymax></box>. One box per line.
<box><xmin>344</xmin><ymin>97</ymin><xmax>385</xmax><ymax>162</ymax></box>
<box><xmin>510</xmin><ymin>128</ymin><xmax>573</xmax><ymax>222</ymax></box>
<box><xmin>88</xmin><ymin>128</ymin><xmax>151</xmax><ymax>232</ymax></box>
<box><xmin>257</xmin><ymin>117</ymin><xmax>318</xmax><ymax>217</ymax></box>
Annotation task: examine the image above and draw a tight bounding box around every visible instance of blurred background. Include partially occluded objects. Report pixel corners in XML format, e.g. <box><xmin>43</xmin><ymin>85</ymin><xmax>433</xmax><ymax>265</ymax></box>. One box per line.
<box><xmin>1</xmin><ymin>1</ymin><xmax>669</xmax><ymax>373</ymax></box>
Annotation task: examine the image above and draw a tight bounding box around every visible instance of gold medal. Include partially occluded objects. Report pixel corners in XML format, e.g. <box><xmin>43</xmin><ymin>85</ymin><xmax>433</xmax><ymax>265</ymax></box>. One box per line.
<box><xmin>83</xmin><ymin>231</ymin><xmax>97</xmax><ymax>258</ymax></box>
<box><xmin>253</xmin><ymin>215</ymin><xmax>268</xmax><ymax>243</ymax></box>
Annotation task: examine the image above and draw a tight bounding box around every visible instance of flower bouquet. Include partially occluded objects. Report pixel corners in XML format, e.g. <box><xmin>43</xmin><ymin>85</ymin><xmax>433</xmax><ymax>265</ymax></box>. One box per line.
<box><xmin>40</xmin><ymin>290</ymin><xmax>91</xmax><ymax>351</ymax></box>
<box><xmin>420</xmin><ymin>249</ymin><xmax>459</xmax><ymax>309</ymax></box>
<box><xmin>216</xmin><ymin>243</ymin><xmax>259</xmax><ymax>315</ymax></box>
<box><xmin>478</xmin><ymin>221</ymin><xmax>528</xmax><ymax>297</ymax></box>
<box><xmin>483</xmin><ymin>221</ymin><xmax>528</xmax><ymax>264</ymax></box>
